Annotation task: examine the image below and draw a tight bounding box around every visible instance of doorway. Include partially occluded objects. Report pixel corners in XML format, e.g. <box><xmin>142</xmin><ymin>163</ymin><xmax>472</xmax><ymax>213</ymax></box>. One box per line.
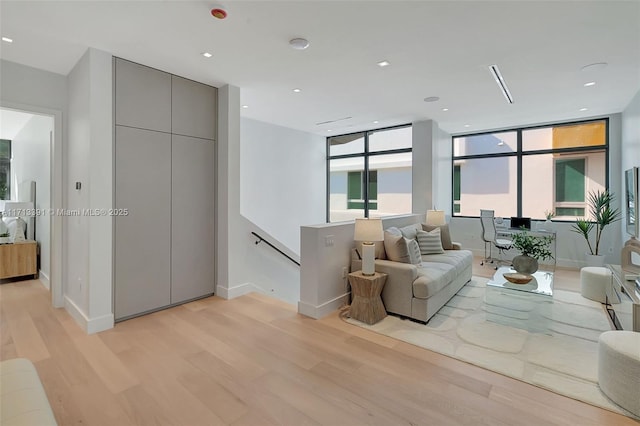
<box><xmin>0</xmin><ymin>104</ymin><xmax>63</xmax><ymax>307</ymax></box>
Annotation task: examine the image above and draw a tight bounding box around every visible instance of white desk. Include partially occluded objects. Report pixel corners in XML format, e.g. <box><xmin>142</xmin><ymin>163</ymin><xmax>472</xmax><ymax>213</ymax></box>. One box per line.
<box><xmin>496</xmin><ymin>227</ymin><xmax>557</xmax><ymax>271</ymax></box>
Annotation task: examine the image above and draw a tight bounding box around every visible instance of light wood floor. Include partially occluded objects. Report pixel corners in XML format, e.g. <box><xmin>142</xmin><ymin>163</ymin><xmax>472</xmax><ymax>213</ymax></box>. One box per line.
<box><xmin>1</xmin><ymin>266</ymin><xmax>637</xmax><ymax>426</ymax></box>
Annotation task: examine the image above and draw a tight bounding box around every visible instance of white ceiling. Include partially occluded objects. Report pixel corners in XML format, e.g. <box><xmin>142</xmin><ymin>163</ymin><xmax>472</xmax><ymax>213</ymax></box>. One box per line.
<box><xmin>1</xmin><ymin>1</ymin><xmax>639</xmax><ymax>136</ymax></box>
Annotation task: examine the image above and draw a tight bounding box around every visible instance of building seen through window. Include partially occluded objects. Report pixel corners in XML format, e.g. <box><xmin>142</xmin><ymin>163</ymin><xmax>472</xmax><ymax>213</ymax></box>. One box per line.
<box><xmin>452</xmin><ymin>119</ymin><xmax>607</xmax><ymax>221</ymax></box>
<box><xmin>328</xmin><ymin>125</ymin><xmax>412</xmax><ymax>222</ymax></box>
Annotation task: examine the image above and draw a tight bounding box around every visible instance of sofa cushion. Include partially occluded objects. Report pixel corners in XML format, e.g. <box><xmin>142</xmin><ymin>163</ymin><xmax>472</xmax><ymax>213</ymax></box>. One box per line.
<box><xmin>411</xmin><ymin>250</ymin><xmax>473</xmax><ymax>299</ymax></box>
<box><xmin>412</xmin><ymin>262</ymin><xmax>459</xmax><ymax>298</ymax></box>
<box><xmin>406</xmin><ymin>238</ymin><xmax>422</xmax><ymax>265</ymax></box>
<box><xmin>422</xmin><ymin>223</ymin><xmax>453</xmax><ymax>250</ymax></box>
<box><xmin>422</xmin><ymin>249</ymin><xmax>472</xmax><ymax>265</ymax></box>
<box><xmin>384</xmin><ymin>229</ymin><xmax>411</xmax><ymax>263</ymax></box>
<box><xmin>399</xmin><ymin>223</ymin><xmax>422</xmax><ymax>240</ymax></box>
<box><xmin>417</xmin><ymin>229</ymin><xmax>444</xmax><ymax>254</ymax></box>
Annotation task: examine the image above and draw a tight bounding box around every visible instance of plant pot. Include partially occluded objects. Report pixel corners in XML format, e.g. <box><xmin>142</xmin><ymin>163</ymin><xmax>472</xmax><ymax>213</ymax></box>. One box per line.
<box><xmin>585</xmin><ymin>253</ymin><xmax>605</xmax><ymax>267</ymax></box>
<box><xmin>0</xmin><ymin>236</ymin><xmax>11</xmax><ymax>245</ymax></box>
<box><xmin>512</xmin><ymin>254</ymin><xmax>538</xmax><ymax>274</ymax></box>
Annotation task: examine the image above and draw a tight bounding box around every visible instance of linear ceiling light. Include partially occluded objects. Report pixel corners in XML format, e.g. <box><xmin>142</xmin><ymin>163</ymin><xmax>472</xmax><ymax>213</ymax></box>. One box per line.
<box><xmin>489</xmin><ymin>64</ymin><xmax>514</xmax><ymax>104</ymax></box>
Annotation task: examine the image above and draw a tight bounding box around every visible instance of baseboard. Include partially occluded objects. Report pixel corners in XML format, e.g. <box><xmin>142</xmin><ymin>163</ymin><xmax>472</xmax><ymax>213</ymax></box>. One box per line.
<box><xmin>39</xmin><ymin>271</ymin><xmax>50</xmax><ymax>290</ymax></box>
<box><xmin>64</xmin><ymin>296</ymin><xmax>114</xmax><ymax>334</ymax></box>
<box><xmin>298</xmin><ymin>292</ymin><xmax>350</xmax><ymax>319</ymax></box>
<box><xmin>216</xmin><ymin>282</ymin><xmax>263</xmax><ymax>299</ymax></box>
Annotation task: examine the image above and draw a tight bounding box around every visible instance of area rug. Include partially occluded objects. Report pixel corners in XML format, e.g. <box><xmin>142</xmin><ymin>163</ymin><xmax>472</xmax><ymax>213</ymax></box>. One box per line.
<box><xmin>346</xmin><ymin>276</ymin><xmax>634</xmax><ymax>417</ymax></box>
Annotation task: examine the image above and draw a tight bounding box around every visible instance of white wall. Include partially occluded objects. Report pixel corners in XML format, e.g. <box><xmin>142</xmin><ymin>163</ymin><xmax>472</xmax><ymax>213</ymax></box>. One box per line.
<box><xmin>66</xmin><ymin>50</ymin><xmax>91</xmax><ymax>316</ymax></box>
<box><xmin>0</xmin><ymin>60</ymin><xmax>67</xmax><ymax>111</ymax></box>
<box><xmin>218</xmin><ymin>91</ymin><xmax>307</xmax><ymax>304</ymax></box>
<box><xmin>411</xmin><ymin>120</ymin><xmax>434</xmax><ymax>214</ymax></box>
<box><xmin>65</xmin><ymin>48</ymin><xmax>113</xmax><ymax>333</ymax></box>
<box><xmin>240</xmin><ymin>117</ymin><xmax>325</xmax><ymax>254</ymax></box>
<box><xmin>433</xmin><ymin>125</ymin><xmax>453</xmax><ymax>213</ymax></box>
<box><xmin>621</xmin><ymin>89</ymin><xmax>640</xmax><ymax>243</ymax></box>
<box><xmin>11</xmin><ymin>114</ymin><xmax>53</xmax><ymax>281</ymax></box>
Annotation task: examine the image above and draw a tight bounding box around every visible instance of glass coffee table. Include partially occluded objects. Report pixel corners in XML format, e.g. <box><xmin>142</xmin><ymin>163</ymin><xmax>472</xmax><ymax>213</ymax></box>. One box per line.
<box><xmin>485</xmin><ymin>267</ymin><xmax>555</xmax><ymax>333</ymax></box>
<box><xmin>487</xmin><ymin>267</ymin><xmax>554</xmax><ymax>297</ymax></box>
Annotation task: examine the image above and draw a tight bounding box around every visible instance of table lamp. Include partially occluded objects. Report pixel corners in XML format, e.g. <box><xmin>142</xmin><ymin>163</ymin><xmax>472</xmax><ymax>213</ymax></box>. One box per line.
<box><xmin>354</xmin><ymin>218</ymin><xmax>383</xmax><ymax>276</ymax></box>
<box><xmin>425</xmin><ymin>209</ymin><xmax>446</xmax><ymax>226</ymax></box>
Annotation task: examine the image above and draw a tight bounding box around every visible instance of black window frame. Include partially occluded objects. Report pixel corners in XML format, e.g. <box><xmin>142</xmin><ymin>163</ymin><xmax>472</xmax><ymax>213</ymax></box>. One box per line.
<box><xmin>451</xmin><ymin>118</ymin><xmax>609</xmax><ymax>220</ymax></box>
<box><xmin>327</xmin><ymin>123</ymin><xmax>412</xmax><ymax>222</ymax></box>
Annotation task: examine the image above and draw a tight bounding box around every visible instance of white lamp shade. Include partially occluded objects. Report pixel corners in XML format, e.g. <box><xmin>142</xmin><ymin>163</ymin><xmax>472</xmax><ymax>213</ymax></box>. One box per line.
<box><xmin>426</xmin><ymin>210</ymin><xmax>446</xmax><ymax>226</ymax></box>
<box><xmin>354</xmin><ymin>218</ymin><xmax>383</xmax><ymax>242</ymax></box>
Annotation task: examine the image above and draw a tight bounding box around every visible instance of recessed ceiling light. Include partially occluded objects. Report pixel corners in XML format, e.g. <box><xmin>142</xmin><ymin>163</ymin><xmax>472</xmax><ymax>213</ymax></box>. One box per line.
<box><xmin>377</xmin><ymin>60</ymin><xmax>390</xmax><ymax>67</ymax></box>
<box><xmin>293</xmin><ymin>88</ymin><xmax>301</xmax><ymax>93</ymax></box>
<box><xmin>442</xmin><ymin>108</ymin><xmax>449</xmax><ymax>112</ymax></box>
<box><xmin>424</xmin><ymin>96</ymin><xmax>440</xmax><ymax>103</ymax></box>
<box><xmin>1</xmin><ymin>37</ymin><xmax>13</xmax><ymax>43</ymax></box>
<box><xmin>584</xmin><ymin>81</ymin><xmax>596</xmax><ymax>87</ymax></box>
<box><xmin>241</xmin><ymin>105</ymin><xmax>249</xmax><ymax>109</ymax></box>
<box><xmin>289</xmin><ymin>38</ymin><xmax>310</xmax><ymax>50</ymax></box>
<box><xmin>373</xmin><ymin>120</ymin><xmax>379</xmax><ymax>124</ymax></box>
<box><xmin>580</xmin><ymin>108</ymin><xmax>588</xmax><ymax>111</ymax></box>
<box><xmin>202</xmin><ymin>52</ymin><xmax>212</xmax><ymax>58</ymax></box>
<box><xmin>464</xmin><ymin>124</ymin><xmax>470</xmax><ymax>128</ymax></box>
<box><xmin>327</xmin><ymin>129</ymin><xmax>332</xmax><ymax>132</ymax></box>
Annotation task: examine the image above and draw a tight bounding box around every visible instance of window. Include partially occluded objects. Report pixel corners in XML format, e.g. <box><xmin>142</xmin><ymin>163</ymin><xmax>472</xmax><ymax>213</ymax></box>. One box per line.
<box><xmin>347</xmin><ymin>170</ymin><xmax>377</xmax><ymax>210</ymax></box>
<box><xmin>452</xmin><ymin>119</ymin><xmax>607</xmax><ymax>221</ymax></box>
<box><xmin>555</xmin><ymin>158</ymin><xmax>586</xmax><ymax>216</ymax></box>
<box><xmin>0</xmin><ymin>139</ymin><xmax>10</xmax><ymax>200</ymax></box>
<box><xmin>453</xmin><ymin>164</ymin><xmax>461</xmax><ymax>213</ymax></box>
<box><xmin>328</xmin><ymin>125</ymin><xmax>412</xmax><ymax>222</ymax></box>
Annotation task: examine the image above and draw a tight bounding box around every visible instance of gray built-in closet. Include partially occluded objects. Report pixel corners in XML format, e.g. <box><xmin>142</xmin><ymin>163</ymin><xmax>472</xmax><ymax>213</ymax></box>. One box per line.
<box><xmin>114</xmin><ymin>58</ymin><xmax>217</xmax><ymax>321</ymax></box>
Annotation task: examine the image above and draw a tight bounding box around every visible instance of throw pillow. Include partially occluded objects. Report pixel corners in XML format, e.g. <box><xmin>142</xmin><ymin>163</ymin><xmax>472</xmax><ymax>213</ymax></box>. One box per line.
<box><xmin>406</xmin><ymin>237</ymin><xmax>422</xmax><ymax>265</ymax></box>
<box><xmin>417</xmin><ymin>228</ymin><xmax>444</xmax><ymax>254</ymax></box>
<box><xmin>384</xmin><ymin>229</ymin><xmax>412</xmax><ymax>263</ymax></box>
<box><xmin>399</xmin><ymin>223</ymin><xmax>422</xmax><ymax>240</ymax></box>
<box><xmin>422</xmin><ymin>223</ymin><xmax>453</xmax><ymax>250</ymax></box>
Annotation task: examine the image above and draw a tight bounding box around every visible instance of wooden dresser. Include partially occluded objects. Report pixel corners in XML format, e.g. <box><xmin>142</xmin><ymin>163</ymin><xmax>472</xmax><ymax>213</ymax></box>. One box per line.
<box><xmin>0</xmin><ymin>241</ymin><xmax>38</xmax><ymax>279</ymax></box>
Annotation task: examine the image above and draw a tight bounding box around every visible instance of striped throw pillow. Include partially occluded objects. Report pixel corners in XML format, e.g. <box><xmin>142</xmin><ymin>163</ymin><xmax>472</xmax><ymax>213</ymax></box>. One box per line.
<box><xmin>417</xmin><ymin>228</ymin><xmax>444</xmax><ymax>255</ymax></box>
<box><xmin>405</xmin><ymin>237</ymin><xmax>422</xmax><ymax>265</ymax></box>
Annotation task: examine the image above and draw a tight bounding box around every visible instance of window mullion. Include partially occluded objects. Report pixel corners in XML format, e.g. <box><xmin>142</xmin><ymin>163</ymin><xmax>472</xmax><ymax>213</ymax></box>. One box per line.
<box><xmin>517</xmin><ymin>129</ymin><xmax>522</xmax><ymax>217</ymax></box>
<box><xmin>363</xmin><ymin>132</ymin><xmax>370</xmax><ymax>218</ymax></box>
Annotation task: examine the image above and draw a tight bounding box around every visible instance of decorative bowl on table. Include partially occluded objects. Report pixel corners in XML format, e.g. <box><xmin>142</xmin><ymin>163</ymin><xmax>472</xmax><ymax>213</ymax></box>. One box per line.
<box><xmin>503</xmin><ymin>272</ymin><xmax>533</xmax><ymax>284</ymax></box>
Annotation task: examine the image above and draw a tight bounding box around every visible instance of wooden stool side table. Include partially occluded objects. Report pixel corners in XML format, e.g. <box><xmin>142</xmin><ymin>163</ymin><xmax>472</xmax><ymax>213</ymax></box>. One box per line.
<box><xmin>348</xmin><ymin>271</ymin><xmax>388</xmax><ymax>325</ymax></box>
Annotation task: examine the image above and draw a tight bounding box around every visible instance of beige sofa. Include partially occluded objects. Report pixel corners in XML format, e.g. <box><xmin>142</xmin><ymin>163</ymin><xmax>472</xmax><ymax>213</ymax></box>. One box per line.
<box><xmin>352</xmin><ymin>222</ymin><xmax>472</xmax><ymax>323</ymax></box>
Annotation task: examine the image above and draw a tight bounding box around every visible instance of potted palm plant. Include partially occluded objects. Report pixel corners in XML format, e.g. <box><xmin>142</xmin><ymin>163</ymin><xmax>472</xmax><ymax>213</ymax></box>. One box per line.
<box><xmin>510</xmin><ymin>229</ymin><xmax>554</xmax><ymax>274</ymax></box>
<box><xmin>571</xmin><ymin>190</ymin><xmax>621</xmax><ymax>267</ymax></box>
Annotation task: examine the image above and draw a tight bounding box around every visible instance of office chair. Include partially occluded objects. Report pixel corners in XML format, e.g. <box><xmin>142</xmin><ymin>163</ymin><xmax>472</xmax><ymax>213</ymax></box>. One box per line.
<box><xmin>479</xmin><ymin>209</ymin><xmax>513</xmax><ymax>269</ymax></box>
